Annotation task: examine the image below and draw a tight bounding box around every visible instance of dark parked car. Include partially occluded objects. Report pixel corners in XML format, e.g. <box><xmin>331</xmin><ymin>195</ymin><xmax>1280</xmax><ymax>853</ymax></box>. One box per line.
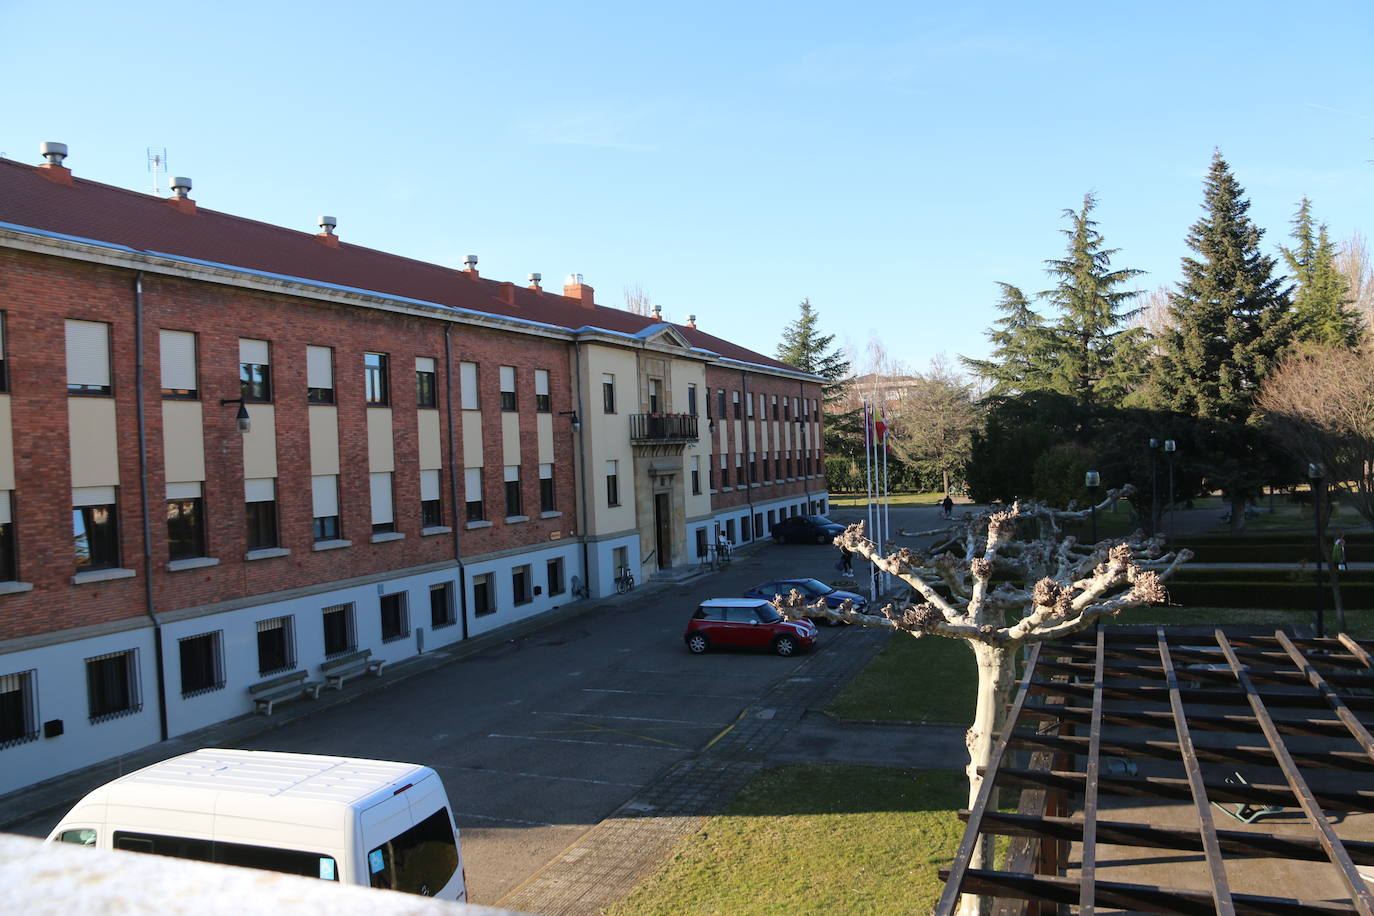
<box><xmin>742</xmin><ymin>578</ymin><xmax>867</xmax><ymax>626</ymax></box>
<box><xmin>683</xmin><ymin>598</ymin><xmax>818</xmax><ymax>657</ymax></box>
<box><xmin>770</xmin><ymin>515</ymin><xmax>845</xmax><ymax>544</ymax></box>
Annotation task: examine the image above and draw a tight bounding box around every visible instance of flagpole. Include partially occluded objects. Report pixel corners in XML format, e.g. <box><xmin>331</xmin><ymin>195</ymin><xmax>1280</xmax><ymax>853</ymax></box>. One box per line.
<box><xmin>864</xmin><ymin>399</ymin><xmax>875</xmax><ymax>602</ymax></box>
<box><xmin>881</xmin><ymin>409</ymin><xmax>890</xmax><ymax>594</ymax></box>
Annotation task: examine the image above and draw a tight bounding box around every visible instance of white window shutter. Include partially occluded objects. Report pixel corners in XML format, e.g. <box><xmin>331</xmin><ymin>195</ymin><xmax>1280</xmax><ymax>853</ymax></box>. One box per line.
<box><xmin>307</xmin><ymin>346</ymin><xmax>333</xmax><ymax>389</ymax></box>
<box><xmin>370</xmin><ymin>472</ymin><xmax>393</xmax><ymax>525</ymax></box>
<box><xmin>311</xmin><ymin>475</ymin><xmax>338</xmax><ymax>518</ymax></box>
<box><xmin>239</xmin><ymin>338</ymin><xmax>269</xmax><ymax>365</ymax></box>
<box><xmin>159</xmin><ymin>330</ymin><xmax>196</xmax><ymax>390</ymax></box>
<box><xmin>460</xmin><ymin>362</ymin><xmax>478</xmax><ymax>410</ymax></box>
<box><xmin>65</xmin><ymin>320</ymin><xmax>110</xmax><ymax>387</ymax></box>
<box><xmin>245</xmin><ymin>477</ymin><xmax>276</xmax><ymax>503</ymax></box>
<box><xmin>420</xmin><ymin>469</ymin><xmax>440</xmax><ymax>501</ymax></box>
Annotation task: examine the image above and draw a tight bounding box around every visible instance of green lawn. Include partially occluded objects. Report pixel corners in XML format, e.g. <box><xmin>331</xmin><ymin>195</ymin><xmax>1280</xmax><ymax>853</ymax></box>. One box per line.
<box><xmin>605</xmin><ymin>765</ymin><xmax>966</xmax><ymax>916</ymax></box>
<box><xmin>829</xmin><ymin>633</ymin><xmax>975</xmax><ymax>725</ymax></box>
<box><xmin>829</xmin><ymin>492</ymin><xmax>947</xmax><ymax>508</ymax></box>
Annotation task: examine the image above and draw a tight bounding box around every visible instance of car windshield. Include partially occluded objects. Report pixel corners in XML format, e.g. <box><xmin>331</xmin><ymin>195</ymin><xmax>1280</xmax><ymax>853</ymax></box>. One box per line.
<box><xmin>756</xmin><ymin>605</ymin><xmax>782</xmax><ymax>623</ymax></box>
<box><xmin>807</xmin><ymin>516</ymin><xmax>836</xmax><ymax>526</ymax></box>
<box><xmin>793</xmin><ymin>579</ymin><xmax>832</xmax><ymax>597</ymax></box>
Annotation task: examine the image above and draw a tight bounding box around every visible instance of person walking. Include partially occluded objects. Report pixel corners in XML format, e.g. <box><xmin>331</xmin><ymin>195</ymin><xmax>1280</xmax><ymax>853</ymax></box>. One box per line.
<box><xmin>837</xmin><ymin>545</ymin><xmax>854</xmax><ymax>575</ymax></box>
<box><xmin>942</xmin><ymin>494</ymin><xmax>954</xmax><ymax>519</ymax></box>
<box><xmin>1333</xmin><ymin>536</ymin><xmax>1347</xmax><ymax>572</ymax></box>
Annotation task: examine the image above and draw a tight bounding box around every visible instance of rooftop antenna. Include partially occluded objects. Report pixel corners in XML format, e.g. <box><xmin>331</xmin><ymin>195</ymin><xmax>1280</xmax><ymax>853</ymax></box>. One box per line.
<box><xmin>147</xmin><ymin>147</ymin><xmax>169</xmax><ymax>197</ymax></box>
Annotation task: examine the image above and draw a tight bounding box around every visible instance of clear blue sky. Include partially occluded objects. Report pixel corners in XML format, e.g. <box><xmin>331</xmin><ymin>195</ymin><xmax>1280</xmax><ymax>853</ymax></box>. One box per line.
<box><xmin>5</xmin><ymin>1</ymin><xmax>1372</xmax><ymax>372</ymax></box>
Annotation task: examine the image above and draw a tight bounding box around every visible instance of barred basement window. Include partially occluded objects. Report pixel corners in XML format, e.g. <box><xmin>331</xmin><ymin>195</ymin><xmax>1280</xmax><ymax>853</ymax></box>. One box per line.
<box><xmin>255</xmin><ymin>616</ymin><xmax>294</xmax><ymax>676</ymax></box>
<box><xmin>472</xmin><ymin>573</ymin><xmax>494</xmax><ymax>617</ymax></box>
<box><xmin>380</xmin><ymin>593</ymin><xmax>409</xmax><ymax>643</ymax></box>
<box><xmin>0</xmin><ymin>669</ymin><xmax>38</xmax><ymax>749</ymax></box>
<box><xmin>512</xmin><ymin>565</ymin><xmax>532</xmax><ymax>606</ymax></box>
<box><xmin>86</xmin><ymin>649</ymin><xmax>141</xmax><ymax>723</ymax></box>
<box><xmin>547</xmin><ymin>557</ymin><xmax>565</xmax><ymax>596</ymax></box>
<box><xmin>429</xmin><ymin>583</ymin><xmax>455</xmax><ymax>629</ymax></box>
<box><xmin>178</xmin><ymin>631</ymin><xmax>224</xmax><ymax>697</ymax></box>
<box><xmin>322</xmin><ymin>603</ymin><xmax>356</xmax><ymax>658</ymax></box>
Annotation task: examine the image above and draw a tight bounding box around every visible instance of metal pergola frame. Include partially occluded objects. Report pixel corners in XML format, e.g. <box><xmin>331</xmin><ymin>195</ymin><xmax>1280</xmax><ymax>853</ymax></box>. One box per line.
<box><xmin>938</xmin><ymin>626</ymin><xmax>1374</xmax><ymax>916</ymax></box>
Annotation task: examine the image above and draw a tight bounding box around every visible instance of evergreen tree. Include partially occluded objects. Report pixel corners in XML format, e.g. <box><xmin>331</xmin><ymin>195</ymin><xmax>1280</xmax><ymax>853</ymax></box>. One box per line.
<box><xmin>960</xmin><ymin>283</ymin><xmax>1052</xmax><ymax>396</ymax></box>
<box><xmin>1150</xmin><ymin>151</ymin><xmax>1294</xmax><ymax>424</ymax></box>
<box><xmin>1281</xmin><ymin>197</ymin><xmax>1359</xmax><ymax>347</ymax></box>
<box><xmin>1038</xmin><ymin>193</ymin><xmax>1146</xmax><ymax>407</ymax></box>
<box><xmin>1149</xmin><ymin>151</ymin><xmax>1294</xmax><ymax>530</ymax></box>
<box><xmin>775</xmin><ymin>298</ymin><xmax>851</xmax><ymax>404</ymax></box>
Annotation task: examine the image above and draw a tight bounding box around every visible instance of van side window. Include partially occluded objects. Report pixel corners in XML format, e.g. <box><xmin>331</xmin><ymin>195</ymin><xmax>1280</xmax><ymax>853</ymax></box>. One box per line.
<box><xmin>368</xmin><ymin>808</ymin><xmax>459</xmax><ymax>895</ymax></box>
<box><xmin>58</xmin><ymin>828</ymin><xmax>97</xmax><ymax>846</ymax></box>
<box><xmin>112</xmin><ymin>830</ymin><xmax>337</xmax><ymax>881</ymax></box>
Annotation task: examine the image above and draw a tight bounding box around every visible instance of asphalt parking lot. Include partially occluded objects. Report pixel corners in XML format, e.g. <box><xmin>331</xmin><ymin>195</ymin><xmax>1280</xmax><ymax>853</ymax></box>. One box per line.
<box><xmin>3</xmin><ymin>522</ymin><xmax>922</xmax><ymax>906</ymax></box>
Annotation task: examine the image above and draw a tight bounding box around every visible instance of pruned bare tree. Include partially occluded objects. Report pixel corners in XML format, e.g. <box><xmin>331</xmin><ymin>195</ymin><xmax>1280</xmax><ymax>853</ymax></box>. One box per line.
<box><xmin>1259</xmin><ymin>344</ymin><xmax>1374</xmax><ymax>526</ymax></box>
<box><xmin>885</xmin><ymin>354</ymin><xmax>980</xmax><ymax>496</ymax></box>
<box><xmin>772</xmin><ymin>491</ymin><xmax>1190</xmax><ymax>916</ymax></box>
<box><xmin>622</xmin><ymin>282</ymin><xmax>653</xmax><ymax>316</ymax></box>
<box><xmin>1335</xmin><ymin>233</ymin><xmax>1374</xmax><ymax>339</ymax></box>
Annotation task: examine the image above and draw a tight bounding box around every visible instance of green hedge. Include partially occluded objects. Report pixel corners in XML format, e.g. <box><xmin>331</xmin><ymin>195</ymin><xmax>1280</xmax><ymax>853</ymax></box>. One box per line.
<box><xmin>1166</xmin><ymin>580</ymin><xmax>1374</xmax><ymax>609</ymax></box>
<box><xmin>1171</xmin><ymin>568</ymin><xmax>1373</xmax><ymax>584</ymax></box>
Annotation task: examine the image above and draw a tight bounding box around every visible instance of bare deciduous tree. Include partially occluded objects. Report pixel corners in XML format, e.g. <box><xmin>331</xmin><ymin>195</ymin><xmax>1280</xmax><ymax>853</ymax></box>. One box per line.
<box><xmin>622</xmin><ymin>282</ymin><xmax>653</xmax><ymax>316</ymax></box>
<box><xmin>1259</xmin><ymin>344</ymin><xmax>1374</xmax><ymax>525</ymax></box>
<box><xmin>1335</xmin><ymin>233</ymin><xmax>1374</xmax><ymax>339</ymax></box>
<box><xmin>885</xmin><ymin>355</ymin><xmax>980</xmax><ymax>496</ymax></box>
<box><xmin>772</xmin><ymin>493</ymin><xmax>1190</xmax><ymax>916</ymax></box>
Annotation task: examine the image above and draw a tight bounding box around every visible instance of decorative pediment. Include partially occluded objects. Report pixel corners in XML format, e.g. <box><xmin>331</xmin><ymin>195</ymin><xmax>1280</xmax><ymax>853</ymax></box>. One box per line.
<box><xmin>633</xmin><ymin>323</ymin><xmax>692</xmax><ymax>349</ymax></box>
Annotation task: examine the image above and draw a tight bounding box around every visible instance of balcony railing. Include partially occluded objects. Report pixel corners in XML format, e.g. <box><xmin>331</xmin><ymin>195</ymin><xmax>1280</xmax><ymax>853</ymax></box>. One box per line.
<box><xmin>629</xmin><ymin>413</ymin><xmax>699</xmax><ymax>443</ymax></box>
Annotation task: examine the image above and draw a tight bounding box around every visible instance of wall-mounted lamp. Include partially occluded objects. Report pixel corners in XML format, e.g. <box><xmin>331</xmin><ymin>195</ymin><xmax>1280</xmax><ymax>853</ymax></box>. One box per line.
<box><xmin>220</xmin><ymin>398</ymin><xmax>251</xmax><ymax>434</ymax></box>
<box><xmin>559</xmin><ymin>410</ymin><xmax>581</xmax><ymax>432</ymax></box>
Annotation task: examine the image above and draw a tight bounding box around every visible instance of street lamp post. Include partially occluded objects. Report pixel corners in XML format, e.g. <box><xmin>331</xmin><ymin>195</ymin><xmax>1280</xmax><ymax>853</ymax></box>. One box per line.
<box><xmin>1163</xmin><ymin>439</ymin><xmax>1177</xmax><ymax>540</ymax></box>
<box><xmin>1309</xmin><ymin>462</ymin><xmax>1326</xmax><ymax>638</ymax></box>
<box><xmin>1085</xmin><ymin>470</ymin><xmax>1100</xmax><ymax>544</ymax></box>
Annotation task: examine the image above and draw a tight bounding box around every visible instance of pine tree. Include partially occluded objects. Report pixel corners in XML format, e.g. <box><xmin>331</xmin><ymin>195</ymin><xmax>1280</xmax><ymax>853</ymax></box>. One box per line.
<box><xmin>1039</xmin><ymin>193</ymin><xmax>1146</xmax><ymax>407</ymax></box>
<box><xmin>960</xmin><ymin>283</ymin><xmax>1053</xmax><ymax>396</ymax></box>
<box><xmin>775</xmin><ymin>298</ymin><xmax>851</xmax><ymax>404</ymax></box>
<box><xmin>1151</xmin><ymin>151</ymin><xmax>1294</xmax><ymax>424</ymax></box>
<box><xmin>1281</xmin><ymin>197</ymin><xmax>1359</xmax><ymax>347</ymax></box>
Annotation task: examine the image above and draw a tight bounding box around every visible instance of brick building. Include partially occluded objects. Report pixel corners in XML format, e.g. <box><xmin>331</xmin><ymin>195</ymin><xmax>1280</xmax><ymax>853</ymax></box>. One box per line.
<box><xmin>0</xmin><ymin>142</ymin><xmax>827</xmax><ymax>794</ymax></box>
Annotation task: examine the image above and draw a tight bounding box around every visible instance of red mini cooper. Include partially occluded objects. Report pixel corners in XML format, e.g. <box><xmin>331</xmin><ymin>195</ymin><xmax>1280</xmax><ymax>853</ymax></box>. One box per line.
<box><xmin>683</xmin><ymin>598</ymin><xmax>818</xmax><ymax>657</ymax></box>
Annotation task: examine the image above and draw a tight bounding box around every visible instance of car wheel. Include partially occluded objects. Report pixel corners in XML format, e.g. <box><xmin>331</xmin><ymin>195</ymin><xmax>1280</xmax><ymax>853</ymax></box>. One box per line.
<box><xmin>816</xmin><ymin>532</ymin><xmax>830</xmax><ymax>544</ymax></box>
<box><xmin>773</xmin><ymin>534</ymin><xmax>785</xmax><ymax>544</ymax></box>
<box><xmin>686</xmin><ymin>634</ymin><xmax>710</xmax><ymax>654</ymax></box>
<box><xmin>774</xmin><ymin>635</ymin><xmax>797</xmax><ymax>657</ymax></box>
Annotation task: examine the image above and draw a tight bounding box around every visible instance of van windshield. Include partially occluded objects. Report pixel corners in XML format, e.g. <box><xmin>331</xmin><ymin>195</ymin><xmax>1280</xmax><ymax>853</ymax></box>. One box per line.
<box><xmin>367</xmin><ymin>807</ymin><xmax>460</xmax><ymax>896</ymax></box>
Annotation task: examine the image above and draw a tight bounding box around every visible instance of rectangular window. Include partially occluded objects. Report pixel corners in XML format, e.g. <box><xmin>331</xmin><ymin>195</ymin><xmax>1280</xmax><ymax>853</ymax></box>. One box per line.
<box><xmin>472</xmin><ymin>573</ymin><xmax>494</xmax><ymax>617</ymax></box>
<box><xmin>239</xmin><ymin>338</ymin><xmax>271</xmax><ymax>402</ymax></box>
<box><xmin>687</xmin><ymin>384</ymin><xmax>698</xmax><ymax>417</ymax></box>
<box><xmin>612</xmin><ymin>545</ymin><xmax>628</xmax><ymax>576</ymax></box>
<box><xmin>691</xmin><ymin>456</ymin><xmax>701</xmax><ymax>495</ymax></box>
<box><xmin>717</xmin><ymin>389</ymin><xmax>726</xmax><ymax>419</ymax></box>
<box><xmin>73</xmin><ymin>487</ymin><xmax>119</xmax><ymax>570</ymax></box>
<box><xmin>364</xmin><ymin>352</ymin><xmax>389</xmax><ymax>405</ymax></box>
<box><xmin>504</xmin><ymin>465</ymin><xmax>522</xmax><ymax>518</ymax></box>
<box><xmin>159</xmin><ymin>330</ymin><xmax>197</xmax><ymax>398</ymax></box>
<box><xmin>512</xmin><ymin>565</ymin><xmax>532</xmax><ymax>605</ymax></box>
<box><xmin>459</xmin><ymin>362</ymin><xmax>479</xmax><ymax>410</ymax></box>
<box><xmin>312</xmin><ymin>475</ymin><xmax>340</xmax><ymax>541</ymax></box>
<box><xmin>380</xmin><ymin>593</ymin><xmax>408</xmax><ymax>643</ymax></box>
<box><xmin>726</xmin><ymin>519</ymin><xmax>736</xmax><ymax>544</ymax></box>
<box><xmin>535</xmin><ymin>369</ymin><xmax>551</xmax><ymax>412</ymax></box>
<box><xmin>178</xmin><ymin>631</ymin><xmax>224</xmax><ymax>697</ymax></box>
<box><xmin>695</xmin><ymin>527</ymin><xmax>708</xmax><ymax>559</ymax></box>
<box><xmin>499</xmin><ymin>365</ymin><xmax>517</xmax><ymax>411</ymax></box>
<box><xmin>66</xmin><ymin>319</ymin><xmax>112</xmax><ymax>395</ymax></box>
<box><xmin>415</xmin><ymin>357</ymin><xmax>437</xmax><ymax>408</ymax></box>
<box><xmin>245</xmin><ymin>478</ymin><xmax>278</xmax><ymax>550</ymax></box>
<box><xmin>742</xmin><ymin>515</ymin><xmax>752</xmax><ymax>541</ymax></box>
<box><xmin>420</xmin><ymin>469</ymin><xmax>442</xmax><ymax>528</ymax></box>
<box><xmin>606</xmin><ymin>460</ymin><xmax>619</xmax><ymax>507</ymax></box>
<box><xmin>370</xmin><ymin>472</ymin><xmax>394</xmax><ymax>534</ymax></box>
<box><xmin>255</xmin><ymin>616</ymin><xmax>294</xmax><ymax>676</ymax></box>
<box><xmin>430</xmin><ymin>582</ymin><xmax>455</xmax><ymax>628</ymax></box>
<box><xmin>86</xmin><ymin>649</ymin><xmax>141</xmax><ymax>723</ymax></box>
<box><xmin>784</xmin><ymin>399</ymin><xmax>791</xmax><ymax>422</ymax></box>
<box><xmin>0</xmin><ymin>313</ymin><xmax>8</xmax><ymax>393</ymax></box>
<box><xmin>740</xmin><ymin>452</ymin><xmax>748</xmax><ymax>484</ymax></box>
<box><xmin>648</xmin><ymin>378</ymin><xmax>661</xmax><ymax>414</ymax></box>
<box><xmin>322</xmin><ymin>603</ymin><xmax>356</xmax><ymax>657</ymax></box>
<box><xmin>0</xmin><ymin>491</ymin><xmax>15</xmax><ymax>582</ymax></box>
<box><xmin>166</xmin><ymin>483</ymin><xmax>206</xmax><ymax>561</ymax></box>
<box><xmin>539</xmin><ymin>463</ymin><xmax>555</xmax><ymax>513</ymax></box>
<box><xmin>464</xmin><ymin>468</ymin><xmax>484</xmax><ymax>522</ymax></box>
<box><xmin>733</xmin><ymin>390</ymin><xmax>741</xmax><ymax>419</ymax></box>
<box><xmin>720</xmin><ymin>453</ymin><xmax>728</xmax><ymax>488</ymax></box>
<box><xmin>0</xmin><ymin>669</ymin><xmax>38</xmax><ymax>749</ymax></box>
<box><xmin>547</xmin><ymin>557</ymin><xmax>564</xmax><ymax>596</ymax></box>
<box><xmin>772</xmin><ymin>396</ymin><xmax>779</xmax><ymax>420</ymax></box>
<box><xmin>602</xmin><ymin>374</ymin><xmax>616</xmax><ymax>414</ymax></box>
<box><xmin>307</xmin><ymin>345</ymin><xmax>334</xmax><ymax>404</ymax></box>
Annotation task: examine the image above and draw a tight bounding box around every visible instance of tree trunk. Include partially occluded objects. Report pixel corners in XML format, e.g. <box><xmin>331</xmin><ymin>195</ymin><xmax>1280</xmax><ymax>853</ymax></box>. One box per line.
<box><xmin>943</xmin><ymin>468</ymin><xmax>951</xmax><ymax>498</ymax></box>
<box><xmin>957</xmin><ymin>641</ymin><xmax>1015</xmax><ymax>916</ymax></box>
<box><xmin>1229</xmin><ymin>492</ymin><xmax>1247</xmax><ymax>535</ymax></box>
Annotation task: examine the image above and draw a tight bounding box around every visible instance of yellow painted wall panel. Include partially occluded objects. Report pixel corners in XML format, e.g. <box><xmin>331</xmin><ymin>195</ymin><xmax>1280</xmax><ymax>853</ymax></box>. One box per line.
<box><xmin>241</xmin><ymin>405</ymin><xmax>277</xmax><ymax>479</ymax></box>
<box><xmin>68</xmin><ymin>397</ymin><xmax>120</xmax><ymax>487</ymax></box>
<box><xmin>0</xmin><ymin>395</ymin><xmax>13</xmax><ymax>491</ymax></box>
<box><xmin>418</xmin><ymin>410</ymin><xmax>441</xmax><ymax>470</ymax></box>
<box><xmin>462</xmin><ymin>411</ymin><xmax>484</xmax><ymax>468</ymax></box>
<box><xmin>161</xmin><ymin>400</ymin><xmax>205</xmax><ymax>483</ymax></box>
<box><xmin>537</xmin><ymin>413</ymin><xmax>553</xmax><ymax>464</ymax></box>
<box><xmin>501</xmin><ymin>412</ymin><xmax>521</xmax><ymax>467</ymax></box>
<box><xmin>309</xmin><ymin>406</ymin><xmax>340</xmax><ymax>476</ymax></box>
<box><xmin>367</xmin><ymin>407</ymin><xmax>394</xmax><ymax>473</ymax></box>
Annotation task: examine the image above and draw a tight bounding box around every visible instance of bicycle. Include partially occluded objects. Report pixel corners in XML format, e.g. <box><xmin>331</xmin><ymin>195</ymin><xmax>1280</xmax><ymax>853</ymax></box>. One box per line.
<box><xmin>570</xmin><ymin>576</ymin><xmax>590</xmax><ymax>600</ymax></box>
<box><xmin>614</xmin><ymin>566</ymin><xmax>635</xmax><ymax>594</ymax></box>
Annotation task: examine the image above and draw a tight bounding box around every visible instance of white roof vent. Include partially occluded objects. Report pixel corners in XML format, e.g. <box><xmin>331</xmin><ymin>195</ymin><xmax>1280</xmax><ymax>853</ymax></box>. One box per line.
<box><xmin>318</xmin><ymin>216</ymin><xmax>337</xmax><ymax>235</ymax></box>
<box><xmin>528</xmin><ymin>272</ymin><xmax>541</xmax><ymax>284</ymax></box>
<box><xmin>463</xmin><ymin>255</ymin><xmax>478</xmax><ymax>270</ymax></box>
<box><xmin>652</xmin><ymin>304</ymin><xmax>663</xmax><ymax>319</ymax></box>
<box><xmin>567</xmin><ymin>273</ymin><xmax>583</xmax><ymax>285</ymax></box>
<box><xmin>169</xmin><ymin>176</ymin><xmax>193</xmax><ymax>198</ymax></box>
<box><xmin>39</xmin><ymin>141</ymin><xmax>68</xmax><ymax>166</ymax></box>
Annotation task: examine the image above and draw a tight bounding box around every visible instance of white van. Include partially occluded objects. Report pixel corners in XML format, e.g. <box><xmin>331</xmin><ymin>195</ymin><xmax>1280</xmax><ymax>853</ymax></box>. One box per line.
<box><xmin>45</xmin><ymin>748</ymin><xmax>466</xmax><ymax>901</ymax></box>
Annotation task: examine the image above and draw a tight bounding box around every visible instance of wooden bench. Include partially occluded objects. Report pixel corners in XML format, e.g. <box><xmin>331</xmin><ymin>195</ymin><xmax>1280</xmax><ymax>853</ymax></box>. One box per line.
<box><xmin>248</xmin><ymin>670</ymin><xmax>322</xmax><ymax>715</ymax></box>
<box><xmin>320</xmin><ymin>649</ymin><xmax>386</xmax><ymax>691</ymax></box>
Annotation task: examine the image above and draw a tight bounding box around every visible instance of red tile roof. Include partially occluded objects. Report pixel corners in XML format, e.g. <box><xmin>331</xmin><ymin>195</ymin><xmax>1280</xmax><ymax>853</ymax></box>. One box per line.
<box><xmin>0</xmin><ymin>158</ymin><xmax>801</xmax><ymax>375</ymax></box>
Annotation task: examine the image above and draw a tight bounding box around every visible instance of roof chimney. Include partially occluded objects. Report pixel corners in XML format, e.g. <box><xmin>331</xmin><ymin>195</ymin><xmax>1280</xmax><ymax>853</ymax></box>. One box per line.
<box><xmin>463</xmin><ymin>255</ymin><xmax>478</xmax><ymax>277</ymax></box>
<box><xmin>166</xmin><ymin>176</ymin><xmax>196</xmax><ymax>214</ymax></box>
<box><xmin>528</xmin><ymin>272</ymin><xmax>542</xmax><ymax>291</ymax></box>
<box><xmin>686</xmin><ymin>314</ymin><xmax>697</xmax><ymax>329</ymax></box>
<box><xmin>652</xmin><ymin>304</ymin><xmax>663</xmax><ymax>321</ymax></box>
<box><xmin>563</xmin><ymin>273</ymin><xmax>595</xmax><ymax>309</ymax></box>
<box><xmin>316</xmin><ymin>215</ymin><xmax>340</xmax><ymax>247</ymax></box>
<box><xmin>36</xmin><ymin>141</ymin><xmax>73</xmax><ymax>186</ymax></box>
<box><xmin>499</xmin><ymin>282</ymin><xmax>516</xmax><ymax>305</ymax></box>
